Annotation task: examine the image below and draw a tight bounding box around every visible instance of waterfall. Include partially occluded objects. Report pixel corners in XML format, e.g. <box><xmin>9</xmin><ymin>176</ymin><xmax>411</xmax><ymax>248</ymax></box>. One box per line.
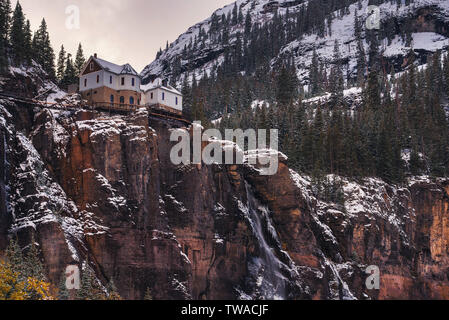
<box><xmin>2</xmin><ymin>132</ymin><xmax>10</xmax><ymax>215</ymax></box>
<box><xmin>241</xmin><ymin>182</ymin><xmax>287</xmax><ymax>300</ymax></box>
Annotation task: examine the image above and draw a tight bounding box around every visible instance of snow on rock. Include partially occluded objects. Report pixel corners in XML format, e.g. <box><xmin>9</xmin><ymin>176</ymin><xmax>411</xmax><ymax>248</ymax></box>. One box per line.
<box><xmin>9</xmin><ymin>131</ymin><xmax>108</xmax><ymax>261</ymax></box>
<box><xmin>142</xmin><ymin>0</ymin><xmax>449</xmax><ymax>91</ymax></box>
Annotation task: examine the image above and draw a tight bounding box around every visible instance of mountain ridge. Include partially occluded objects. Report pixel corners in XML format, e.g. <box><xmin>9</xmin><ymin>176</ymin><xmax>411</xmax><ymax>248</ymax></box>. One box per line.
<box><xmin>141</xmin><ymin>0</ymin><xmax>449</xmax><ymax>90</ymax></box>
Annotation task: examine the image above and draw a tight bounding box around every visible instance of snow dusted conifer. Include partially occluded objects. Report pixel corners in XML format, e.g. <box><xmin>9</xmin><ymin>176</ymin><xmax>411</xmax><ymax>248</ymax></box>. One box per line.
<box><xmin>144</xmin><ymin>287</ymin><xmax>153</xmax><ymax>300</ymax></box>
<box><xmin>5</xmin><ymin>238</ymin><xmax>24</xmax><ymax>277</ymax></box>
<box><xmin>74</xmin><ymin>42</ymin><xmax>85</xmax><ymax>75</ymax></box>
<box><xmin>10</xmin><ymin>1</ymin><xmax>26</xmax><ymax>65</ymax></box>
<box><xmin>77</xmin><ymin>261</ymin><xmax>94</xmax><ymax>300</ymax></box>
<box><xmin>57</xmin><ymin>272</ymin><xmax>69</xmax><ymax>300</ymax></box>
<box><xmin>23</xmin><ymin>234</ymin><xmax>45</xmax><ymax>281</ymax></box>
<box><xmin>56</xmin><ymin>45</ymin><xmax>66</xmax><ymax>82</ymax></box>
<box><xmin>32</xmin><ymin>18</ymin><xmax>55</xmax><ymax>78</ymax></box>
<box><xmin>23</xmin><ymin>19</ymin><xmax>31</xmax><ymax>64</ymax></box>
<box><xmin>0</xmin><ymin>0</ymin><xmax>11</xmax><ymax>67</ymax></box>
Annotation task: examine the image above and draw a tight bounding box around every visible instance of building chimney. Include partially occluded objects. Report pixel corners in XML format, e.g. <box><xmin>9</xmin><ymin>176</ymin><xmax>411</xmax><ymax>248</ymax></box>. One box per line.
<box><xmin>94</xmin><ymin>53</ymin><xmax>97</xmax><ymax>58</ymax></box>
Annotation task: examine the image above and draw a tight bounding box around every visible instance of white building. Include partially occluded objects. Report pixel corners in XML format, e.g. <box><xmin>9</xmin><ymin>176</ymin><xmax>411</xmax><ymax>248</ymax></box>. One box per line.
<box><xmin>79</xmin><ymin>54</ymin><xmax>141</xmax><ymax>106</ymax></box>
<box><xmin>141</xmin><ymin>78</ymin><xmax>183</xmax><ymax>114</ymax></box>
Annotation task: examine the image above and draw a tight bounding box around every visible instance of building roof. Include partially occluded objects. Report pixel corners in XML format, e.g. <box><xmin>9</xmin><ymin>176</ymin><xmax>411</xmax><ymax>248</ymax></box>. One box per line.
<box><xmin>88</xmin><ymin>56</ymin><xmax>139</xmax><ymax>76</ymax></box>
<box><xmin>141</xmin><ymin>78</ymin><xmax>182</xmax><ymax>95</ymax></box>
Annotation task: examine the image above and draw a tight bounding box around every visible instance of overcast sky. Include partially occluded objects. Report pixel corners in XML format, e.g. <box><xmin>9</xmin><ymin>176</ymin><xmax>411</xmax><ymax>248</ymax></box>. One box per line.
<box><xmin>15</xmin><ymin>0</ymin><xmax>233</xmax><ymax>72</ymax></box>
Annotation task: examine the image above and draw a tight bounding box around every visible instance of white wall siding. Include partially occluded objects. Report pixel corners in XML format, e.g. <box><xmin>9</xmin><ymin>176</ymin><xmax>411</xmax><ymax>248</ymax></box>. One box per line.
<box><xmin>80</xmin><ymin>70</ymin><xmax>104</xmax><ymax>91</ymax></box>
<box><xmin>143</xmin><ymin>88</ymin><xmax>182</xmax><ymax>111</ymax></box>
<box><xmin>80</xmin><ymin>71</ymin><xmax>141</xmax><ymax>92</ymax></box>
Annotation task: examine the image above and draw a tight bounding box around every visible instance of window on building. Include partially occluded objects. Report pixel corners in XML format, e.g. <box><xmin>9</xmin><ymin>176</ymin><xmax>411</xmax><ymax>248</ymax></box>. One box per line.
<box><xmin>110</xmin><ymin>95</ymin><xmax>114</xmax><ymax>105</ymax></box>
<box><xmin>89</xmin><ymin>62</ymin><xmax>94</xmax><ymax>71</ymax></box>
<box><xmin>84</xmin><ymin>79</ymin><xmax>87</xmax><ymax>87</ymax></box>
<box><xmin>150</xmin><ymin>92</ymin><xmax>153</xmax><ymax>99</ymax></box>
<box><xmin>121</xmin><ymin>77</ymin><xmax>125</xmax><ymax>86</ymax></box>
<box><xmin>130</xmin><ymin>97</ymin><xmax>135</xmax><ymax>105</ymax></box>
<box><xmin>120</xmin><ymin>96</ymin><xmax>125</xmax><ymax>104</ymax></box>
<box><xmin>132</xmin><ymin>78</ymin><xmax>135</xmax><ymax>86</ymax></box>
<box><xmin>176</xmin><ymin>97</ymin><xmax>178</xmax><ymax>105</ymax></box>
<box><xmin>96</xmin><ymin>75</ymin><xmax>99</xmax><ymax>83</ymax></box>
<box><xmin>162</xmin><ymin>92</ymin><xmax>165</xmax><ymax>101</ymax></box>
<box><xmin>110</xmin><ymin>76</ymin><xmax>113</xmax><ymax>84</ymax></box>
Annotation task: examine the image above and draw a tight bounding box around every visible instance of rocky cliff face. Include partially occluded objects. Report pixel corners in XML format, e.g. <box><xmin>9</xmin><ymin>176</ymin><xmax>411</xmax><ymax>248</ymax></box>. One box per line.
<box><xmin>0</xmin><ymin>95</ymin><xmax>448</xmax><ymax>300</ymax></box>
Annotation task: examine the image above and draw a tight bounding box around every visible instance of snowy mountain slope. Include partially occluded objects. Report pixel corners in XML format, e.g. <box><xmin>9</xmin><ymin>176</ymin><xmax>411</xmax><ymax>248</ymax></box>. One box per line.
<box><xmin>141</xmin><ymin>0</ymin><xmax>449</xmax><ymax>88</ymax></box>
<box><xmin>280</xmin><ymin>0</ymin><xmax>449</xmax><ymax>84</ymax></box>
<box><xmin>141</xmin><ymin>0</ymin><xmax>309</xmax><ymax>83</ymax></box>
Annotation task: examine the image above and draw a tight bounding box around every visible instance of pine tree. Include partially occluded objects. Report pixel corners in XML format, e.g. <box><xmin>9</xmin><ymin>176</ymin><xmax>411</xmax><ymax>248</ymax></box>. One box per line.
<box><xmin>309</xmin><ymin>49</ymin><xmax>321</xmax><ymax>95</ymax></box>
<box><xmin>10</xmin><ymin>1</ymin><xmax>26</xmax><ymax>65</ymax></box>
<box><xmin>57</xmin><ymin>272</ymin><xmax>69</xmax><ymax>300</ymax></box>
<box><xmin>238</xmin><ymin>6</ymin><xmax>244</xmax><ymax>24</ymax></box>
<box><xmin>74</xmin><ymin>43</ymin><xmax>85</xmax><ymax>75</ymax></box>
<box><xmin>276</xmin><ymin>64</ymin><xmax>297</xmax><ymax>106</ymax></box>
<box><xmin>5</xmin><ymin>238</ymin><xmax>24</xmax><ymax>276</ymax></box>
<box><xmin>244</xmin><ymin>11</ymin><xmax>252</xmax><ymax>36</ymax></box>
<box><xmin>62</xmin><ymin>53</ymin><xmax>76</xmax><ymax>87</ymax></box>
<box><xmin>232</xmin><ymin>3</ymin><xmax>238</xmax><ymax>25</ymax></box>
<box><xmin>32</xmin><ymin>18</ymin><xmax>55</xmax><ymax>78</ymax></box>
<box><xmin>367</xmin><ymin>30</ymin><xmax>380</xmax><ymax>72</ymax></box>
<box><xmin>354</xmin><ymin>12</ymin><xmax>366</xmax><ymax>86</ymax></box>
<box><xmin>77</xmin><ymin>262</ymin><xmax>94</xmax><ymax>300</ymax></box>
<box><xmin>23</xmin><ymin>235</ymin><xmax>45</xmax><ymax>281</ymax></box>
<box><xmin>23</xmin><ymin>19</ymin><xmax>31</xmax><ymax>64</ymax></box>
<box><xmin>330</xmin><ymin>40</ymin><xmax>344</xmax><ymax>102</ymax></box>
<box><xmin>0</xmin><ymin>0</ymin><xmax>11</xmax><ymax>72</ymax></box>
<box><xmin>144</xmin><ymin>287</ymin><xmax>153</xmax><ymax>300</ymax></box>
<box><xmin>56</xmin><ymin>45</ymin><xmax>66</xmax><ymax>82</ymax></box>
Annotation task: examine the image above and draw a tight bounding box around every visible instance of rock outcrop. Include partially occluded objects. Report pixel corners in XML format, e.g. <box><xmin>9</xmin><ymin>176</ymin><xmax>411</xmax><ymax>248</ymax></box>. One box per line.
<box><xmin>0</xmin><ymin>99</ymin><xmax>448</xmax><ymax>300</ymax></box>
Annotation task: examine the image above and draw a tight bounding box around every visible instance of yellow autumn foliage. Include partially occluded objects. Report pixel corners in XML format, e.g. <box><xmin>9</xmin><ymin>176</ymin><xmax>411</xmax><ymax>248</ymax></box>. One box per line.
<box><xmin>26</xmin><ymin>277</ymin><xmax>55</xmax><ymax>300</ymax></box>
<box><xmin>0</xmin><ymin>260</ymin><xmax>55</xmax><ymax>300</ymax></box>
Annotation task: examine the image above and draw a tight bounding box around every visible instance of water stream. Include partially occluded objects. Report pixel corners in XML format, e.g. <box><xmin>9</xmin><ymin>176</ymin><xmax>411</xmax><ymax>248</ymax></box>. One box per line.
<box><xmin>242</xmin><ymin>182</ymin><xmax>287</xmax><ymax>300</ymax></box>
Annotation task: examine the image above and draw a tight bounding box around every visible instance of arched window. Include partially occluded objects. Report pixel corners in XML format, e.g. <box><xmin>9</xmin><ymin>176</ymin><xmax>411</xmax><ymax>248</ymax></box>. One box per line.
<box><xmin>120</xmin><ymin>96</ymin><xmax>125</xmax><ymax>104</ymax></box>
<box><xmin>130</xmin><ymin>97</ymin><xmax>135</xmax><ymax>105</ymax></box>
